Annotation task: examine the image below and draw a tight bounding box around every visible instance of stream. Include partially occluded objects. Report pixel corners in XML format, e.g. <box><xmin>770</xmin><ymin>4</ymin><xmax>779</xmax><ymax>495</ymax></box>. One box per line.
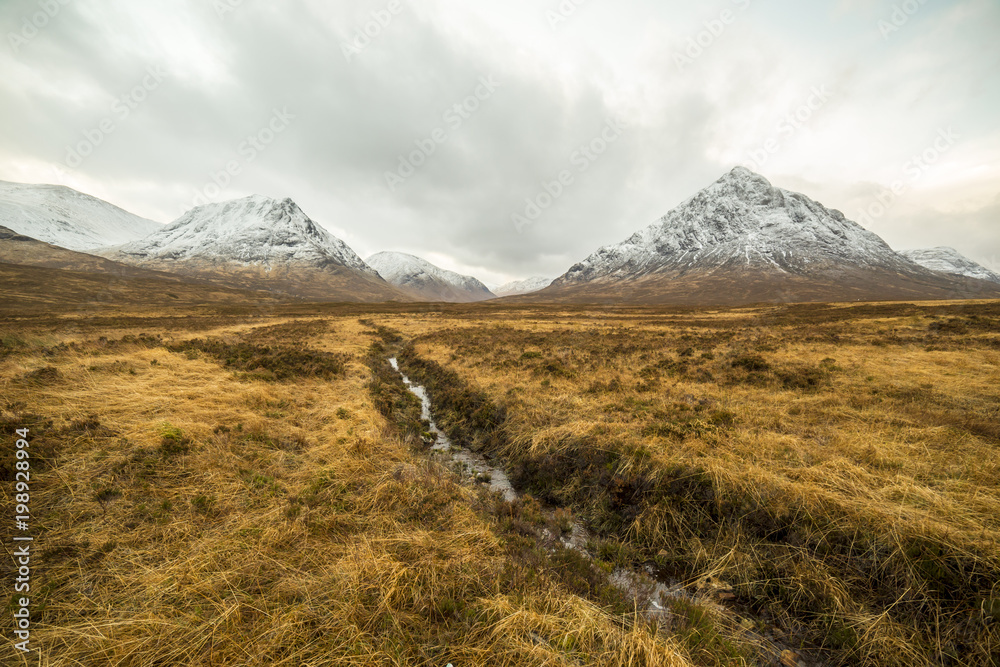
<box><xmin>388</xmin><ymin>356</ymin><xmax>808</xmax><ymax>667</ymax></box>
<box><xmin>390</xmin><ymin>357</ymin><xmax>517</xmax><ymax>501</ymax></box>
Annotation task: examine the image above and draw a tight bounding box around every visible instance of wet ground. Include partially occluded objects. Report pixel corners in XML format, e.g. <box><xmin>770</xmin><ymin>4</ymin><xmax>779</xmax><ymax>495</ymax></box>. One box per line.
<box><xmin>389</xmin><ymin>357</ymin><xmax>811</xmax><ymax>666</ymax></box>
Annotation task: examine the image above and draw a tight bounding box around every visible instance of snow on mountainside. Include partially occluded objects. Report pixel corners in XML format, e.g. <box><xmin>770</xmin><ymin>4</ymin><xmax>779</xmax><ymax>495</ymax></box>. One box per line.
<box><xmin>0</xmin><ymin>180</ymin><xmax>161</xmax><ymax>251</ymax></box>
<box><xmin>108</xmin><ymin>195</ymin><xmax>377</xmax><ymax>274</ymax></box>
<box><xmin>560</xmin><ymin>167</ymin><xmax>916</xmax><ymax>284</ymax></box>
<box><xmin>900</xmin><ymin>247</ymin><xmax>1000</xmax><ymax>284</ymax></box>
<box><xmin>494</xmin><ymin>277</ymin><xmax>553</xmax><ymax>297</ymax></box>
<box><xmin>100</xmin><ymin>196</ymin><xmax>408</xmax><ymax>302</ymax></box>
<box><xmin>366</xmin><ymin>252</ymin><xmax>495</xmax><ymax>303</ymax></box>
<box><xmin>538</xmin><ymin>167</ymin><xmax>1000</xmax><ymax>305</ymax></box>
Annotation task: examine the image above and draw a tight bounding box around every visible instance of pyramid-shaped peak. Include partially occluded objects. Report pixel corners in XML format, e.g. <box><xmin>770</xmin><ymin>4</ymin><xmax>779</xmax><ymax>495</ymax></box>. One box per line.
<box><xmin>194</xmin><ymin>194</ymin><xmax>300</xmax><ymax>218</ymax></box>
<box><xmin>172</xmin><ymin>195</ymin><xmax>328</xmax><ymax>238</ymax></box>
<box><xmin>560</xmin><ymin>167</ymin><xmax>914</xmax><ymax>284</ymax></box>
<box><xmin>716</xmin><ymin>166</ymin><xmax>774</xmax><ymax>191</ymax></box>
<box><xmin>110</xmin><ymin>194</ymin><xmax>376</xmax><ymax>276</ymax></box>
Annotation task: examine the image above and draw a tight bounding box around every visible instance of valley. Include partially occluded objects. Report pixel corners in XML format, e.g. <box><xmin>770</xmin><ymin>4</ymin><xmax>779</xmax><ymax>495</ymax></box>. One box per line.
<box><xmin>3</xmin><ymin>301</ymin><xmax>998</xmax><ymax>665</ymax></box>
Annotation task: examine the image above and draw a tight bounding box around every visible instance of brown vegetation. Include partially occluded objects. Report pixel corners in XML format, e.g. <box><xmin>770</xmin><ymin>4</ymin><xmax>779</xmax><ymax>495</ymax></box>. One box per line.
<box><xmin>0</xmin><ymin>307</ymin><xmax>692</xmax><ymax>666</ymax></box>
<box><xmin>2</xmin><ymin>300</ymin><xmax>998</xmax><ymax>665</ymax></box>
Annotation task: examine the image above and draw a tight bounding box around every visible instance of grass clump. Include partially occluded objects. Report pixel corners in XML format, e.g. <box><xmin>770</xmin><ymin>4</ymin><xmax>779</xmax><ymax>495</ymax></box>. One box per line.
<box><xmin>158</xmin><ymin>423</ymin><xmax>192</xmax><ymax>456</ymax></box>
<box><xmin>170</xmin><ymin>337</ymin><xmax>349</xmax><ymax>381</ymax></box>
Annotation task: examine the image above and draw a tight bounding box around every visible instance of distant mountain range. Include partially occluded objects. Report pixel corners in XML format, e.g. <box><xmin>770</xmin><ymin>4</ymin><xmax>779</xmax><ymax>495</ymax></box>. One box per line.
<box><xmin>494</xmin><ymin>277</ymin><xmax>553</xmax><ymax>297</ymax></box>
<box><xmin>901</xmin><ymin>247</ymin><xmax>1000</xmax><ymax>285</ymax></box>
<box><xmin>1</xmin><ymin>173</ymin><xmax>998</xmax><ymax>306</ymax></box>
<box><xmin>365</xmin><ymin>252</ymin><xmax>495</xmax><ymax>303</ymax></box>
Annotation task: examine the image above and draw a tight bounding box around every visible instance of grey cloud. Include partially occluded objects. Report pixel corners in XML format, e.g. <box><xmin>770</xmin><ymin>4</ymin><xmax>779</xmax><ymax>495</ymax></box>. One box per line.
<box><xmin>0</xmin><ymin>0</ymin><xmax>997</xmax><ymax>283</ymax></box>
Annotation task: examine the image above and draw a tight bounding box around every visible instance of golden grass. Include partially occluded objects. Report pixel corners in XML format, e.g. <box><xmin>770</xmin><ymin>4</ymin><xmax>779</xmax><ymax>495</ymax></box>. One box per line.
<box><xmin>1</xmin><ymin>311</ymin><xmax>695</xmax><ymax>666</ymax></box>
<box><xmin>377</xmin><ymin>301</ymin><xmax>1000</xmax><ymax>665</ymax></box>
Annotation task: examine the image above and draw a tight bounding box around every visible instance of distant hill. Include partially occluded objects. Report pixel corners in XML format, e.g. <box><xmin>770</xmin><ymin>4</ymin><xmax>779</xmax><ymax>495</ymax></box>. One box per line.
<box><xmin>494</xmin><ymin>277</ymin><xmax>553</xmax><ymax>297</ymax></box>
<box><xmin>0</xmin><ymin>224</ymin><xmax>284</xmax><ymax>310</ymax></box>
<box><xmin>901</xmin><ymin>247</ymin><xmax>1000</xmax><ymax>285</ymax></box>
<box><xmin>366</xmin><ymin>251</ymin><xmax>495</xmax><ymax>302</ymax></box>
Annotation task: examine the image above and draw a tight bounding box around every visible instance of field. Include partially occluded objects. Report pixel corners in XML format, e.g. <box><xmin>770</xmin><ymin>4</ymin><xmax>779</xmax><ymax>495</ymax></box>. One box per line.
<box><xmin>2</xmin><ymin>300</ymin><xmax>999</xmax><ymax>666</ymax></box>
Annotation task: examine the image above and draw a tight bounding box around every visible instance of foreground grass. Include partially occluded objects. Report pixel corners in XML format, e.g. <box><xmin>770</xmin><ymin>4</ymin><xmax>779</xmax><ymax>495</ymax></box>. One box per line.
<box><xmin>379</xmin><ymin>301</ymin><xmax>1000</xmax><ymax>666</ymax></box>
<box><xmin>0</xmin><ymin>311</ymin><xmax>691</xmax><ymax>666</ymax></box>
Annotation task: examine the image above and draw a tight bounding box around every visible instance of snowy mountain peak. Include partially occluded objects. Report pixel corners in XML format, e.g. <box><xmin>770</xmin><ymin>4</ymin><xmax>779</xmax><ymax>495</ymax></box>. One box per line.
<box><xmin>365</xmin><ymin>251</ymin><xmax>495</xmax><ymax>303</ymax></box>
<box><xmin>718</xmin><ymin>165</ymin><xmax>774</xmax><ymax>193</ymax></box>
<box><xmin>494</xmin><ymin>276</ymin><xmax>553</xmax><ymax>297</ymax></box>
<box><xmin>108</xmin><ymin>195</ymin><xmax>376</xmax><ymax>275</ymax></box>
<box><xmin>901</xmin><ymin>247</ymin><xmax>1000</xmax><ymax>284</ymax></box>
<box><xmin>0</xmin><ymin>180</ymin><xmax>161</xmax><ymax>251</ymax></box>
<box><xmin>560</xmin><ymin>167</ymin><xmax>909</xmax><ymax>284</ymax></box>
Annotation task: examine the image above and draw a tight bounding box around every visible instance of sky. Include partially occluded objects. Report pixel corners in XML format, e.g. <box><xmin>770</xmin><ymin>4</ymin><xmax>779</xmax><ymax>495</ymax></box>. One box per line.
<box><xmin>1</xmin><ymin>0</ymin><xmax>998</xmax><ymax>286</ymax></box>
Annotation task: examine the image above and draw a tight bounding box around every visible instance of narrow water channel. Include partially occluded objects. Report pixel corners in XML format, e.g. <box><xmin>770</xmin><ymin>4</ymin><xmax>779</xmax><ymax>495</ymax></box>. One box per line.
<box><xmin>390</xmin><ymin>357</ymin><xmax>517</xmax><ymax>501</ymax></box>
<box><xmin>387</xmin><ymin>356</ymin><xmax>807</xmax><ymax>666</ymax></box>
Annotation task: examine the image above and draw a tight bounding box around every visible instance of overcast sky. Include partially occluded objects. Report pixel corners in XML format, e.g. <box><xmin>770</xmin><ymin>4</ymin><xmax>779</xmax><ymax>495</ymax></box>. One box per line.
<box><xmin>1</xmin><ymin>0</ymin><xmax>998</xmax><ymax>285</ymax></box>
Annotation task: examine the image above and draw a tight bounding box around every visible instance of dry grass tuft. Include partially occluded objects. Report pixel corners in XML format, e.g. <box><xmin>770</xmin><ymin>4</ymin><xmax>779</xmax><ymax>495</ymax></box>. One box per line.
<box><xmin>1</xmin><ymin>310</ymin><xmax>699</xmax><ymax>666</ymax></box>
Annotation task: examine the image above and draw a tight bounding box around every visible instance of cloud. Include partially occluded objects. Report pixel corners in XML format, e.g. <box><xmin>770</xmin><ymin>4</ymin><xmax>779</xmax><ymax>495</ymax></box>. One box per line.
<box><xmin>0</xmin><ymin>0</ymin><xmax>997</xmax><ymax>283</ymax></box>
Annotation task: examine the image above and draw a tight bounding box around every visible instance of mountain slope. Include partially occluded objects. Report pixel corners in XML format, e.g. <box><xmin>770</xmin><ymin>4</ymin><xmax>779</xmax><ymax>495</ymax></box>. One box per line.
<box><xmin>535</xmin><ymin>167</ymin><xmax>1000</xmax><ymax>305</ymax></box>
<box><xmin>0</xmin><ymin>225</ymin><xmax>188</xmax><ymax>280</ymax></box>
<box><xmin>102</xmin><ymin>196</ymin><xmax>409</xmax><ymax>302</ymax></box>
<box><xmin>365</xmin><ymin>252</ymin><xmax>495</xmax><ymax>303</ymax></box>
<box><xmin>0</xmin><ymin>262</ymin><xmax>282</xmax><ymax>312</ymax></box>
<box><xmin>494</xmin><ymin>277</ymin><xmax>553</xmax><ymax>297</ymax></box>
<box><xmin>0</xmin><ymin>226</ymin><xmax>281</xmax><ymax>311</ymax></box>
<box><xmin>900</xmin><ymin>247</ymin><xmax>1000</xmax><ymax>285</ymax></box>
<box><xmin>0</xmin><ymin>180</ymin><xmax>161</xmax><ymax>251</ymax></box>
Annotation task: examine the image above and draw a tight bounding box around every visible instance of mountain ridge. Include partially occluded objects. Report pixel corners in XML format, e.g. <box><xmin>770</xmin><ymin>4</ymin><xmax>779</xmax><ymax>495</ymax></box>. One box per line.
<box><xmin>494</xmin><ymin>277</ymin><xmax>553</xmax><ymax>297</ymax></box>
<box><xmin>365</xmin><ymin>251</ymin><xmax>495</xmax><ymax>303</ymax></box>
<box><xmin>0</xmin><ymin>180</ymin><xmax>161</xmax><ymax>251</ymax></box>
<box><xmin>901</xmin><ymin>247</ymin><xmax>1000</xmax><ymax>285</ymax></box>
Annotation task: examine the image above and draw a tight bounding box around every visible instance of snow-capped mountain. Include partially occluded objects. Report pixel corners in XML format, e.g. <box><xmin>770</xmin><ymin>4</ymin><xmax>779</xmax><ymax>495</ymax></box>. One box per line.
<box><xmin>102</xmin><ymin>196</ymin><xmax>408</xmax><ymax>302</ymax></box>
<box><xmin>365</xmin><ymin>252</ymin><xmax>495</xmax><ymax>303</ymax></box>
<box><xmin>494</xmin><ymin>277</ymin><xmax>553</xmax><ymax>297</ymax></box>
<box><xmin>900</xmin><ymin>247</ymin><xmax>1000</xmax><ymax>285</ymax></box>
<box><xmin>107</xmin><ymin>196</ymin><xmax>375</xmax><ymax>272</ymax></box>
<box><xmin>562</xmin><ymin>167</ymin><xmax>913</xmax><ymax>281</ymax></box>
<box><xmin>0</xmin><ymin>180</ymin><xmax>161</xmax><ymax>251</ymax></box>
<box><xmin>539</xmin><ymin>167</ymin><xmax>1000</xmax><ymax>305</ymax></box>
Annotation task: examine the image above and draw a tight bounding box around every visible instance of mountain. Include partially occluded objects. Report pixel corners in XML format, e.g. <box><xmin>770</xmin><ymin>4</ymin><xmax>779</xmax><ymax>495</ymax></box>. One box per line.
<box><xmin>534</xmin><ymin>167</ymin><xmax>1000</xmax><ymax>305</ymax></box>
<box><xmin>494</xmin><ymin>277</ymin><xmax>553</xmax><ymax>297</ymax></box>
<box><xmin>365</xmin><ymin>252</ymin><xmax>495</xmax><ymax>303</ymax></box>
<box><xmin>900</xmin><ymin>247</ymin><xmax>1000</xmax><ymax>285</ymax></box>
<box><xmin>101</xmin><ymin>196</ymin><xmax>409</xmax><ymax>302</ymax></box>
<box><xmin>0</xmin><ymin>180</ymin><xmax>161</xmax><ymax>251</ymax></box>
